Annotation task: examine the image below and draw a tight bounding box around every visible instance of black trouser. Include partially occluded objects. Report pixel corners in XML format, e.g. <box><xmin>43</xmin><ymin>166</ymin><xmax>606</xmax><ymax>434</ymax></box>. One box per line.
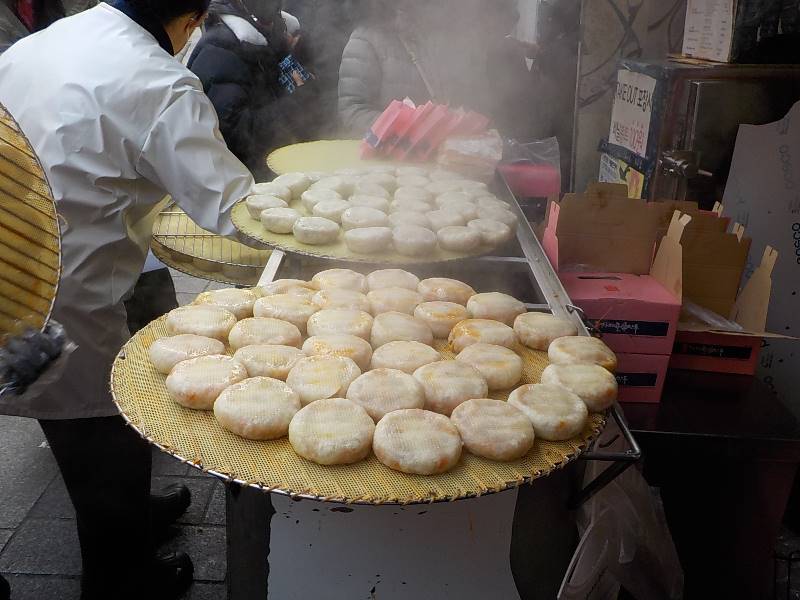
<box><xmin>31</xmin><ymin>269</ymin><xmax>175</xmax><ymax>598</ymax></box>
<box><xmin>124</xmin><ymin>267</ymin><xmax>178</xmax><ymax>335</ymax></box>
<box><xmin>39</xmin><ymin>417</ymin><xmax>153</xmax><ymax>600</ymax></box>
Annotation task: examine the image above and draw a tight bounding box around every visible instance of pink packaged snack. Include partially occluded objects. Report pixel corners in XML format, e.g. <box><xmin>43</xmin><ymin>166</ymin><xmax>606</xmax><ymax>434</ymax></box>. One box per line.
<box><xmin>361</xmin><ymin>100</ymin><xmax>412</xmax><ymax>159</ymax></box>
<box><xmin>390</xmin><ymin>102</ymin><xmax>435</xmax><ymax>160</ymax></box>
<box><xmin>401</xmin><ymin>104</ymin><xmax>452</xmax><ymax>161</ymax></box>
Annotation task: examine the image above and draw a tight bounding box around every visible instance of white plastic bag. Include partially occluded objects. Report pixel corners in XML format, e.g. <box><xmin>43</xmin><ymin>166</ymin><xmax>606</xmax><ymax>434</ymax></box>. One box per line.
<box><xmin>560</xmin><ymin>417</ymin><xmax>684</xmax><ymax>600</ymax></box>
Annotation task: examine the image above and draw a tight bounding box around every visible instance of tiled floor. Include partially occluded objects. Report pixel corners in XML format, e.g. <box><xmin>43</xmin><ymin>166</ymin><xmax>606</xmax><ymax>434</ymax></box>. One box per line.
<box><xmin>0</xmin><ymin>269</ymin><xmax>227</xmax><ymax>599</ymax></box>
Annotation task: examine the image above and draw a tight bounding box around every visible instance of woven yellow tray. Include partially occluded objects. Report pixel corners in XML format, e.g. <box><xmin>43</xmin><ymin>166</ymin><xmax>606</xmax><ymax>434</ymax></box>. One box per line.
<box><xmin>0</xmin><ymin>106</ymin><xmax>60</xmax><ymax>338</ymax></box>
<box><xmin>267</xmin><ymin>139</ymin><xmax>395</xmax><ymax>175</ymax></box>
<box><xmin>232</xmin><ymin>202</ymin><xmax>494</xmax><ymax>265</ymax></box>
<box><xmin>152</xmin><ymin>207</ymin><xmax>271</xmax><ymax>286</ymax></box>
<box><xmin>112</xmin><ymin>317</ymin><xmax>606</xmax><ymax>505</ymax></box>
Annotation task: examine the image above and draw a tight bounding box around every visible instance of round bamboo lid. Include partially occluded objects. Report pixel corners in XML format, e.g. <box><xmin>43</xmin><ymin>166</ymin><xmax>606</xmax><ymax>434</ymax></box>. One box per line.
<box><xmin>0</xmin><ymin>103</ymin><xmax>60</xmax><ymax>339</ymax></box>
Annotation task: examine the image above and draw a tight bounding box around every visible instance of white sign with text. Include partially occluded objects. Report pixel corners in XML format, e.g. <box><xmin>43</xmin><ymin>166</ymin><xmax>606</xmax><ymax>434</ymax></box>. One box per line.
<box><xmin>609</xmin><ymin>70</ymin><xmax>657</xmax><ymax>158</ymax></box>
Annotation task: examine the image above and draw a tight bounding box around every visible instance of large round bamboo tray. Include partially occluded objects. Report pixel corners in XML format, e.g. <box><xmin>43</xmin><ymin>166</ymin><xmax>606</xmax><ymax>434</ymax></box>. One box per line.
<box><xmin>112</xmin><ymin>317</ymin><xmax>605</xmax><ymax>505</ymax></box>
<box><xmin>152</xmin><ymin>206</ymin><xmax>271</xmax><ymax>286</ymax></box>
<box><xmin>0</xmin><ymin>104</ymin><xmax>60</xmax><ymax>338</ymax></box>
<box><xmin>232</xmin><ymin>202</ymin><xmax>498</xmax><ymax>265</ymax></box>
<box><xmin>267</xmin><ymin>139</ymin><xmax>395</xmax><ymax>175</ymax></box>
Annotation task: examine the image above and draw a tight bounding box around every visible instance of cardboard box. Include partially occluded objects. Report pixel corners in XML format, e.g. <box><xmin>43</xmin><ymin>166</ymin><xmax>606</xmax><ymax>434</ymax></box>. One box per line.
<box><xmin>545</xmin><ymin>193</ymin><xmax>689</xmax><ymax>358</ymax></box>
<box><xmin>722</xmin><ymin>101</ymin><xmax>800</xmax><ymax>394</ymax></box>
<box><xmin>672</xmin><ymin>246</ymin><xmax>785</xmax><ymax>375</ymax></box>
<box><xmin>670</xmin><ymin>330</ymin><xmax>762</xmax><ymax>375</ymax></box>
<box><xmin>681</xmin><ymin>223</ymin><xmax>751</xmax><ymax>318</ymax></box>
<box><xmin>616</xmin><ymin>353</ymin><xmax>670</xmax><ymax>404</ymax></box>
<box><xmin>561</xmin><ymin>272</ymin><xmax>681</xmax><ymax>355</ymax></box>
<box><xmin>651</xmin><ymin>201</ymin><xmax>730</xmax><ymax>241</ymax></box>
<box><xmin>542</xmin><ymin>190</ymin><xmax>661</xmax><ymax>275</ymax></box>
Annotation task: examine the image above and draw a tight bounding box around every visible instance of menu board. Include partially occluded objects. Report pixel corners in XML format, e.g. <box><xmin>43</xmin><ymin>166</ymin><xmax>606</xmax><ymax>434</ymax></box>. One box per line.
<box><xmin>682</xmin><ymin>0</ymin><xmax>735</xmax><ymax>62</ymax></box>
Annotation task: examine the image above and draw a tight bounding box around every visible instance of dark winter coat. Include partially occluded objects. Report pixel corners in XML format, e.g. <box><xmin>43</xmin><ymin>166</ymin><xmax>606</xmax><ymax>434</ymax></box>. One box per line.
<box><xmin>284</xmin><ymin>0</ymin><xmax>362</xmax><ymax>138</ymax></box>
<box><xmin>188</xmin><ymin>0</ymin><xmax>318</xmax><ymax>174</ymax></box>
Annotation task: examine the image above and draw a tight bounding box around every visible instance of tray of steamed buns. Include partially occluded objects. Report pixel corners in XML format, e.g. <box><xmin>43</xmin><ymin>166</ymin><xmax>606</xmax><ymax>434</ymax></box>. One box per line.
<box><xmin>231</xmin><ymin>167</ymin><xmax>520</xmax><ymax>264</ymax></box>
<box><xmin>111</xmin><ymin>268</ymin><xmax>614</xmax><ymax>504</ymax></box>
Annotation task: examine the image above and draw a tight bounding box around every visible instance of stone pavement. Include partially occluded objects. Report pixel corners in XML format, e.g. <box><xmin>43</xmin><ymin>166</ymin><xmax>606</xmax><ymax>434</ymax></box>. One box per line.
<box><xmin>0</xmin><ymin>419</ymin><xmax>227</xmax><ymax>600</ymax></box>
<box><xmin>0</xmin><ymin>269</ymin><xmax>230</xmax><ymax>600</ymax></box>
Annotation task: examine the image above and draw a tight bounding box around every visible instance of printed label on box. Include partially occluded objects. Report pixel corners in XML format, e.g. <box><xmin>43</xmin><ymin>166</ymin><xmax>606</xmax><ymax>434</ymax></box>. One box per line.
<box><xmin>674</xmin><ymin>341</ymin><xmax>754</xmax><ymax>360</ymax></box>
<box><xmin>615</xmin><ymin>372</ymin><xmax>658</xmax><ymax>388</ymax></box>
<box><xmin>609</xmin><ymin>71</ymin><xmax>657</xmax><ymax>158</ymax></box>
<box><xmin>593</xmin><ymin>319</ymin><xmax>670</xmax><ymax>337</ymax></box>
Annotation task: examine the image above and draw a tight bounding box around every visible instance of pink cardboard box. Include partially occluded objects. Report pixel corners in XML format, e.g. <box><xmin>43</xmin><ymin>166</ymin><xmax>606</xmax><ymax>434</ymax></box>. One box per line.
<box><xmin>561</xmin><ymin>272</ymin><xmax>680</xmax><ymax>355</ymax></box>
<box><xmin>616</xmin><ymin>353</ymin><xmax>670</xmax><ymax>404</ymax></box>
<box><xmin>669</xmin><ymin>330</ymin><xmax>762</xmax><ymax>375</ymax></box>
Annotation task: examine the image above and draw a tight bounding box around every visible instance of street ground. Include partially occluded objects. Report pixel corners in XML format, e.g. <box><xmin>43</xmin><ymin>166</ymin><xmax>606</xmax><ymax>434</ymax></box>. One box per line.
<box><xmin>0</xmin><ymin>269</ymin><xmax>228</xmax><ymax>599</ymax></box>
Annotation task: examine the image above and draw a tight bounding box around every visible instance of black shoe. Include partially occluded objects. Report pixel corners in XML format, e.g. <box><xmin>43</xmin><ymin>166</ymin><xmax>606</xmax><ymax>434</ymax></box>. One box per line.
<box><xmin>0</xmin><ymin>573</ymin><xmax>9</xmax><ymax>600</ymax></box>
<box><xmin>151</xmin><ymin>484</ymin><xmax>191</xmax><ymax>533</ymax></box>
<box><xmin>149</xmin><ymin>551</ymin><xmax>193</xmax><ymax>600</ymax></box>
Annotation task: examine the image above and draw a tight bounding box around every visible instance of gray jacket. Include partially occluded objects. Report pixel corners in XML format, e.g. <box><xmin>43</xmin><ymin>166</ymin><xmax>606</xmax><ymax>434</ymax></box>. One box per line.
<box><xmin>338</xmin><ymin>25</ymin><xmax>429</xmax><ymax>136</ymax></box>
<box><xmin>337</xmin><ymin>8</ymin><xmax>499</xmax><ymax>138</ymax></box>
<box><xmin>0</xmin><ymin>1</ymin><xmax>94</xmax><ymax>55</ymax></box>
<box><xmin>0</xmin><ymin>4</ymin><xmax>28</xmax><ymax>54</ymax></box>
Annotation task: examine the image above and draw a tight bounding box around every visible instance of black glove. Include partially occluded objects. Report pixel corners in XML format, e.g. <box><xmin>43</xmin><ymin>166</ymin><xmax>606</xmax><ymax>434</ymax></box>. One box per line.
<box><xmin>0</xmin><ymin>322</ymin><xmax>67</xmax><ymax>394</ymax></box>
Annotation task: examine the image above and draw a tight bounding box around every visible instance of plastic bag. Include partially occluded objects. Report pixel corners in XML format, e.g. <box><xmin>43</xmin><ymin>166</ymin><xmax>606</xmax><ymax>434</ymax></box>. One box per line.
<box><xmin>500</xmin><ymin>137</ymin><xmax>562</xmax><ymax>198</ymax></box>
<box><xmin>681</xmin><ymin>300</ymin><xmax>744</xmax><ymax>332</ymax></box>
<box><xmin>0</xmin><ymin>322</ymin><xmax>76</xmax><ymax>405</ymax></box>
<box><xmin>560</xmin><ymin>417</ymin><xmax>684</xmax><ymax>600</ymax></box>
<box><xmin>437</xmin><ymin>129</ymin><xmax>504</xmax><ymax>183</ymax></box>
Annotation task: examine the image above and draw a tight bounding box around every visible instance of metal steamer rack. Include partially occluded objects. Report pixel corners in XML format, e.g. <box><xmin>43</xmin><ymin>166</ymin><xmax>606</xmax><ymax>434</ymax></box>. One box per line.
<box><xmin>112</xmin><ymin>150</ymin><xmax>643</xmax><ymax>598</ymax></box>
<box><xmin>242</xmin><ymin>177</ymin><xmax>642</xmax><ymax>509</ymax></box>
<box><xmin>151</xmin><ymin>204</ymin><xmax>271</xmax><ymax>287</ymax></box>
<box><xmin>121</xmin><ymin>172</ymin><xmax>640</xmax><ymax>508</ymax></box>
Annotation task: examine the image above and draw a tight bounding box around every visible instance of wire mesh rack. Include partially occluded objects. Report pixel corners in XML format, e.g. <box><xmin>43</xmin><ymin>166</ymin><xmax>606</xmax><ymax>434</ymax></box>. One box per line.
<box><xmin>152</xmin><ymin>205</ymin><xmax>271</xmax><ymax>286</ymax></box>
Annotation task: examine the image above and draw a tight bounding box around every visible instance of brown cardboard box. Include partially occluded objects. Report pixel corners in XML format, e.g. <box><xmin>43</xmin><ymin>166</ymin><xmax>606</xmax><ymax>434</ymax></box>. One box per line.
<box><xmin>547</xmin><ymin>192</ymin><xmax>661</xmax><ymax>275</ymax></box>
<box><xmin>671</xmin><ymin>246</ymin><xmax>787</xmax><ymax>375</ymax></box>
<box><xmin>681</xmin><ymin>223</ymin><xmax>751</xmax><ymax>318</ymax></box>
<box><xmin>651</xmin><ymin>201</ymin><xmax>729</xmax><ymax>241</ymax></box>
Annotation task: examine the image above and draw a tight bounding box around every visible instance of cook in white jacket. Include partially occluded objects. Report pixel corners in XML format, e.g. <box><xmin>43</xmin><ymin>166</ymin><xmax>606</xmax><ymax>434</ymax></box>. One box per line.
<box><xmin>0</xmin><ymin>1</ymin><xmax>253</xmax><ymax>598</ymax></box>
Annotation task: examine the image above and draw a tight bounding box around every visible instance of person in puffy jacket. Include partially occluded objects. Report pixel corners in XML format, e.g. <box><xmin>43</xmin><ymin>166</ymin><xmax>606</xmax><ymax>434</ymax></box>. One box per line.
<box><xmin>188</xmin><ymin>0</ymin><xmax>319</xmax><ymax>176</ymax></box>
<box><xmin>337</xmin><ymin>0</ymin><xmax>535</xmax><ymax>140</ymax></box>
<box><xmin>283</xmin><ymin>0</ymin><xmax>363</xmax><ymax>138</ymax></box>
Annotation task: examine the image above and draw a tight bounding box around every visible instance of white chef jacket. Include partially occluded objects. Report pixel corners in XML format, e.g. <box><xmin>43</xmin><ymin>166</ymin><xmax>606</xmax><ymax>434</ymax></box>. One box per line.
<box><xmin>0</xmin><ymin>3</ymin><xmax>255</xmax><ymax>419</ymax></box>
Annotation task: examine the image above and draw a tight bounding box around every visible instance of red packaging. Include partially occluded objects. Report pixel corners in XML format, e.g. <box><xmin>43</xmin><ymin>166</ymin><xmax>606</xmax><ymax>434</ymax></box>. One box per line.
<box><xmin>418</xmin><ymin>110</ymin><xmax>461</xmax><ymax>161</ymax></box>
<box><xmin>498</xmin><ymin>163</ymin><xmax>561</xmax><ymax>198</ymax></box>
<box><xmin>399</xmin><ymin>104</ymin><xmax>451</xmax><ymax>161</ymax></box>
<box><xmin>361</xmin><ymin>100</ymin><xmax>411</xmax><ymax>159</ymax></box>
<box><xmin>561</xmin><ymin>272</ymin><xmax>681</xmax><ymax>355</ymax></box>
<box><xmin>390</xmin><ymin>102</ymin><xmax>434</xmax><ymax>160</ymax></box>
<box><xmin>379</xmin><ymin>103</ymin><xmax>418</xmax><ymax>156</ymax></box>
